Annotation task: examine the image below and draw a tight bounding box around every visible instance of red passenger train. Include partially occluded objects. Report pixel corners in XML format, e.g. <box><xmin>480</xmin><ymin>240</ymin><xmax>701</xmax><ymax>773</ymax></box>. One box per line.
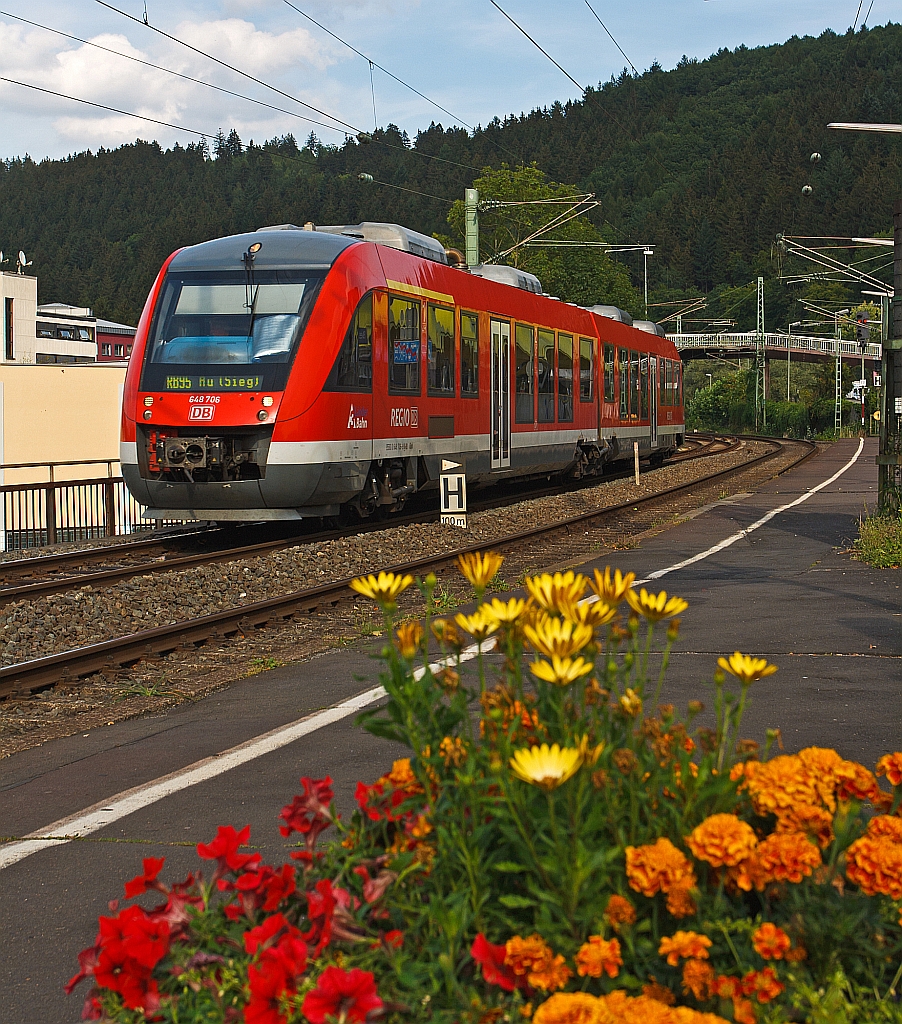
<box><xmin>120</xmin><ymin>222</ymin><xmax>684</xmax><ymax>522</ymax></box>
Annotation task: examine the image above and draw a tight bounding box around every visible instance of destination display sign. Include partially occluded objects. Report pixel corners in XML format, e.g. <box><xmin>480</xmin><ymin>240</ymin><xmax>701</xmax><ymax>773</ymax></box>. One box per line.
<box><xmin>164</xmin><ymin>375</ymin><xmax>264</xmax><ymax>391</ymax></box>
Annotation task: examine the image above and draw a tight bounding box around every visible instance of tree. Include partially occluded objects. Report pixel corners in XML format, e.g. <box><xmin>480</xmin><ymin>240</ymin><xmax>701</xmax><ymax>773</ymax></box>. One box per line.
<box><xmin>446</xmin><ymin>165</ymin><xmax>640</xmax><ymax>311</ymax></box>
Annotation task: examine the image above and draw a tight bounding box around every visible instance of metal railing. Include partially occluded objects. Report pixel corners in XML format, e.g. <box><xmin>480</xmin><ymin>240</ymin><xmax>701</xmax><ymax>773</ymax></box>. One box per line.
<box><xmin>669</xmin><ymin>332</ymin><xmax>882</xmax><ymax>360</ymax></box>
<box><xmin>0</xmin><ymin>459</ymin><xmax>181</xmax><ymax>551</ymax></box>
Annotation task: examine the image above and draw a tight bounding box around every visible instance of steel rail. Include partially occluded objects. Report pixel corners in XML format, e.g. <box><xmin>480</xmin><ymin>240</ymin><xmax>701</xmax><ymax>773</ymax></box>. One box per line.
<box><xmin>0</xmin><ymin>434</ymin><xmax>731</xmax><ymax>605</ymax></box>
<box><xmin>0</xmin><ymin>436</ymin><xmax>815</xmax><ymax>699</ymax></box>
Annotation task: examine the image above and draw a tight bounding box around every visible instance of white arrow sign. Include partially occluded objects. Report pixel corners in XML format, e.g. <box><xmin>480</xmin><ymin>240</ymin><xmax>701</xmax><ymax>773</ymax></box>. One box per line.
<box><xmin>441</xmin><ymin>459</ymin><xmax>462</xmax><ymax>472</ymax></box>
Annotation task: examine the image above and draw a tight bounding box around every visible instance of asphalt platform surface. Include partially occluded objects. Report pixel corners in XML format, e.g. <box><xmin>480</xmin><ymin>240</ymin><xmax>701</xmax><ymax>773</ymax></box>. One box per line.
<box><xmin>1</xmin><ymin>437</ymin><xmax>899</xmax><ymax>1023</ymax></box>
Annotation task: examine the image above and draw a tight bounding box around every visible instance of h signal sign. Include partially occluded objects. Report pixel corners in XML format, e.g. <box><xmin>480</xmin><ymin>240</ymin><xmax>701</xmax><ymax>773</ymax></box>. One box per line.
<box><xmin>440</xmin><ymin>461</ymin><xmax>467</xmax><ymax>528</ymax></box>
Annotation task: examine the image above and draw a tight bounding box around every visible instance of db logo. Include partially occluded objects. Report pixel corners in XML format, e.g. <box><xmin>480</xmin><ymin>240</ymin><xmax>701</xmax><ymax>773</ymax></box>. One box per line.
<box><xmin>188</xmin><ymin>406</ymin><xmax>215</xmax><ymax>422</ymax></box>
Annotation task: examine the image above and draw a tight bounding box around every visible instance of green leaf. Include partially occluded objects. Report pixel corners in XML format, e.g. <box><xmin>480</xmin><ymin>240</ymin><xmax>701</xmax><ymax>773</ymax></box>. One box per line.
<box><xmin>498</xmin><ymin>894</ymin><xmax>535</xmax><ymax>909</ymax></box>
<box><xmin>492</xmin><ymin>862</ymin><xmax>527</xmax><ymax>873</ymax></box>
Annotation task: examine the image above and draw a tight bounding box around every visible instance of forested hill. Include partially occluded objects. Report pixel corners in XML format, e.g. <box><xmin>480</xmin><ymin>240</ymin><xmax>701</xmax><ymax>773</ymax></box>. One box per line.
<box><xmin>1</xmin><ymin>22</ymin><xmax>900</xmax><ymax>326</ymax></box>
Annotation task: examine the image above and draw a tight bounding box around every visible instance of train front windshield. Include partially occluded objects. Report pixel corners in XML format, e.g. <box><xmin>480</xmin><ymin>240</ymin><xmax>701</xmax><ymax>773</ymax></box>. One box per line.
<box><xmin>140</xmin><ymin>269</ymin><xmax>325</xmax><ymax>391</ymax></box>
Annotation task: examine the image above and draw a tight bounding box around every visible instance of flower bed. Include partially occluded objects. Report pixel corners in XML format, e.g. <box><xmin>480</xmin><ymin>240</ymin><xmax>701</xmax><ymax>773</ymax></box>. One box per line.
<box><xmin>68</xmin><ymin>554</ymin><xmax>902</xmax><ymax>1023</ymax></box>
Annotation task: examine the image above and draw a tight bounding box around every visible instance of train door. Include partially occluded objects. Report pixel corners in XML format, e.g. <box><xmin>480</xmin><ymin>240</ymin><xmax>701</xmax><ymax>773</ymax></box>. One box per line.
<box><xmin>649</xmin><ymin>356</ymin><xmax>658</xmax><ymax>446</ymax></box>
<box><xmin>490</xmin><ymin>318</ymin><xmax>510</xmax><ymax>469</ymax></box>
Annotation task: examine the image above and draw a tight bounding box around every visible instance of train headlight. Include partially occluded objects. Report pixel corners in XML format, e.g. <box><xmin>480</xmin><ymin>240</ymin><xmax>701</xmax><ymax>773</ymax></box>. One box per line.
<box><xmin>262</xmin><ymin>396</ymin><xmax>273</xmax><ymax>407</ymax></box>
<box><xmin>143</xmin><ymin>410</ymin><xmax>153</xmax><ymax>420</ymax></box>
<box><xmin>257</xmin><ymin>410</ymin><xmax>268</xmax><ymax>421</ymax></box>
<box><xmin>143</xmin><ymin>396</ymin><xmax>154</xmax><ymax>407</ymax></box>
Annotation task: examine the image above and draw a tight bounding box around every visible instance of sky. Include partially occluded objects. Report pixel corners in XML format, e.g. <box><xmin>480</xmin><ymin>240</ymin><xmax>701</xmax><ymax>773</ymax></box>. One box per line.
<box><xmin>0</xmin><ymin>0</ymin><xmax>893</xmax><ymax>161</ymax></box>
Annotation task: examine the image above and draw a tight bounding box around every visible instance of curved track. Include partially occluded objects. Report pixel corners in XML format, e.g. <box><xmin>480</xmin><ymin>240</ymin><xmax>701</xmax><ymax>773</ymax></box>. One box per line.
<box><xmin>0</xmin><ymin>436</ymin><xmax>815</xmax><ymax>698</ymax></box>
<box><xmin>0</xmin><ymin>434</ymin><xmax>735</xmax><ymax>607</ymax></box>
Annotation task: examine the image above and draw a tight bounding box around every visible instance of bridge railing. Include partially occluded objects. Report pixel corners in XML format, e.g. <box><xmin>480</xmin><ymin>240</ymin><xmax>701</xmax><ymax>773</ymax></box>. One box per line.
<box><xmin>669</xmin><ymin>332</ymin><xmax>881</xmax><ymax>360</ymax></box>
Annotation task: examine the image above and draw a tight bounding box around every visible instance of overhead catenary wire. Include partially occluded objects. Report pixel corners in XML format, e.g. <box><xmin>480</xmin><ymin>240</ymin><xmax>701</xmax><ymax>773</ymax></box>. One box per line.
<box><xmin>0</xmin><ymin>74</ymin><xmax>213</xmax><ymax>137</ymax></box>
<box><xmin>281</xmin><ymin>0</ymin><xmax>524</xmax><ymax>165</ymax></box>
<box><xmin>582</xmin><ymin>0</ymin><xmax>637</xmax><ymax>75</ymax></box>
<box><xmin>95</xmin><ymin>0</ymin><xmax>359</xmax><ymax>134</ymax></box>
<box><xmin>89</xmin><ymin>0</ymin><xmax>482</xmax><ymax>171</ymax></box>
<box><xmin>0</xmin><ymin>8</ymin><xmax>354</xmax><ymax>139</ymax></box>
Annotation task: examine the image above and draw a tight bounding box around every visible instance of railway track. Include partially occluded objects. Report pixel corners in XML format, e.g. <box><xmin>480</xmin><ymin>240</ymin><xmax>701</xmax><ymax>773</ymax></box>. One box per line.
<box><xmin>0</xmin><ymin>435</ymin><xmax>815</xmax><ymax>699</ymax></box>
<box><xmin>0</xmin><ymin>433</ymin><xmax>736</xmax><ymax>608</ymax></box>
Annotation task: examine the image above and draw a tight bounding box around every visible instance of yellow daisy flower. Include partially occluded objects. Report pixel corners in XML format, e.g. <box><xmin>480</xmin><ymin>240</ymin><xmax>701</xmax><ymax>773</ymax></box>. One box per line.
<box><xmin>717</xmin><ymin>651</ymin><xmax>778</xmax><ymax>684</ymax></box>
<box><xmin>523</xmin><ymin>616</ymin><xmax>594</xmax><ymax>658</ymax></box>
<box><xmin>457</xmin><ymin>551</ymin><xmax>504</xmax><ymax>589</ymax></box>
<box><xmin>625</xmin><ymin>587</ymin><xmax>688</xmax><ymax>622</ymax></box>
<box><xmin>484</xmin><ymin>597</ymin><xmax>527</xmax><ymax>623</ymax></box>
<box><xmin>349</xmin><ymin>571</ymin><xmax>414</xmax><ymax>609</ymax></box>
<box><xmin>529</xmin><ymin>655</ymin><xmax>594</xmax><ymax>686</ymax></box>
<box><xmin>570</xmin><ymin>599</ymin><xmax>618</xmax><ymax>628</ymax></box>
<box><xmin>510</xmin><ymin>743</ymin><xmax>582</xmax><ymax>790</ymax></box>
<box><xmin>577</xmin><ymin>734</ymin><xmax>605</xmax><ymax>765</ymax></box>
<box><xmin>525</xmin><ymin>571</ymin><xmax>588</xmax><ymax>619</ymax></box>
<box><xmin>591</xmin><ymin>567</ymin><xmax>636</xmax><ymax>604</ymax></box>
<box><xmin>394</xmin><ymin>621</ymin><xmax>424</xmax><ymax>659</ymax></box>
<box><xmin>619</xmin><ymin>688</ymin><xmax>643</xmax><ymax>717</ymax></box>
<box><xmin>454</xmin><ymin>607</ymin><xmax>499</xmax><ymax>641</ymax></box>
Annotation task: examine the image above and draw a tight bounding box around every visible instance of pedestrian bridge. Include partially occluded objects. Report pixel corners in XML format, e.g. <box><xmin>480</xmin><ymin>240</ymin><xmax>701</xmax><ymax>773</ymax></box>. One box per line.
<box><xmin>669</xmin><ymin>332</ymin><xmax>881</xmax><ymax>365</ymax></box>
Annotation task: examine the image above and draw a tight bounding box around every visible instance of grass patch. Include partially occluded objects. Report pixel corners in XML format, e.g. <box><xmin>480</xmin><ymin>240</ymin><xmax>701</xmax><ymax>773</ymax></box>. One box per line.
<box><xmin>854</xmin><ymin>514</ymin><xmax>902</xmax><ymax>568</ymax></box>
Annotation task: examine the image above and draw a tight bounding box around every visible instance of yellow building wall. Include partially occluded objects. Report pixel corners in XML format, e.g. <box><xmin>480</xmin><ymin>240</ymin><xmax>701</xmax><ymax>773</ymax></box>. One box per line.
<box><xmin>0</xmin><ymin>363</ymin><xmax>127</xmax><ymax>484</ymax></box>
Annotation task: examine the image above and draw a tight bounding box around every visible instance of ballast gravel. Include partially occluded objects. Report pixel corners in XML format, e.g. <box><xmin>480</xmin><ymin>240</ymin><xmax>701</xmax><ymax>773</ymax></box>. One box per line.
<box><xmin>0</xmin><ymin>441</ymin><xmax>771</xmax><ymax>669</ymax></box>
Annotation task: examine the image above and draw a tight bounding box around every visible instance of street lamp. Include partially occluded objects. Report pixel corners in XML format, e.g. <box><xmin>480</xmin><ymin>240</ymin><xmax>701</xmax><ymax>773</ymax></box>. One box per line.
<box><xmin>643</xmin><ymin>249</ymin><xmax>653</xmax><ymax>317</ymax></box>
<box><xmin>705</xmin><ymin>373</ymin><xmax>713</xmax><ymax>389</ymax></box>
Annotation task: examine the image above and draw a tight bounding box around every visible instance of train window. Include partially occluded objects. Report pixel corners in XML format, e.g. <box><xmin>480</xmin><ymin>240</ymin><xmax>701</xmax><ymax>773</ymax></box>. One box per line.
<box><xmin>659</xmin><ymin>358</ymin><xmax>667</xmax><ymax>405</ymax></box>
<box><xmin>514</xmin><ymin>324</ymin><xmax>535</xmax><ymax>424</ymax></box>
<box><xmin>460</xmin><ymin>311</ymin><xmax>478</xmax><ymax>396</ymax></box>
<box><xmin>324</xmin><ymin>292</ymin><xmax>373</xmax><ymax>392</ymax></box>
<box><xmin>619</xmin><ymin>348</ymin><xmax>629</xmax><ymax>420</ymax></box>
<box><xmin>630</xmin><ymin>351</ymin><xmax>640</xmax><ymax>418</ymax></box>
<box><xmin>604</xmin><ymin>343</ymin><xmax>615</xmax><ymax>403</ymax></box>
<box><xmin>558</xmin><ymin>333</ymin><xmax>573</xmax><ymax>423</ymax></box>
<box><xmin>639</xmin><ymin>355</ymin><xmax>649</xmax><ymax>420</ymax></box>
<box><xmin>427</xmin><ymin>304</ymin><xmax>455</xmax><ymax>395</ymax></box>
<box><xmin>537</xmin><ymin>328</ymin><xmax>555</xmax><ymax>423</ymax></box>
<box><xmin>579</xmin><ymin>337</ymin><xmax>594</xmax><ymax>402</ymax></box>
<box><xmin>676</xmin><ymin>360</ymin><xmax>683</xmax><ymax>405</ymax></box>
<box><xmin>388</xmin><ymin>296</ymin><xmax>421</xmax><ymax>394</ymax></box>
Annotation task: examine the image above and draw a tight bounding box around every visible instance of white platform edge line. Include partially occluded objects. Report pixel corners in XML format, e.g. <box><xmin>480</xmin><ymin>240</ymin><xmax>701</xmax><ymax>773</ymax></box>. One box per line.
<box><xmin>0</xmin><ymin>642</ymin><xmax>489</xmax><ymax>871</ymax></box>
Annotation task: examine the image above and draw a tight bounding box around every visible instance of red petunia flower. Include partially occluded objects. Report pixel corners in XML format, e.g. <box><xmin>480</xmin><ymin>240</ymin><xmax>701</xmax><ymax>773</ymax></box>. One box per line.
<box><xmin>245</xmin><ymin>913</ymin><xmax>290</xmax><ymax>955</ymax></box>
<box><xmin>302</xmin><ymin>966</ymin><xmax>382</xmax><ymax>1024</ymax></box>
<box><xmin>471</xmin><ymin>933</ymin><xmax>526</xmax><ymax>992</ymax></box>
<box><xmin>196</xmin><ymin>824</ymin><xmax>261</xmax><ymax>876</ymax></box>
<box><xmin>124</xmin><ymin>857</ymin><xmax>166</xmax><ymax>899</ymax></box>
<box><xmin>279</xmin><ymin>777</ymin><xmax>335</xmax><ymax>849</ymax></box>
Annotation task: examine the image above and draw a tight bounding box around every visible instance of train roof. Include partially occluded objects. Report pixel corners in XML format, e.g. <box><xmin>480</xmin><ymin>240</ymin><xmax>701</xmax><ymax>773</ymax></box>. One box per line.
<box><xmin>168</xmin><ymin>227</ymin><xmax>358</xmax><ymax>272</ymax></box>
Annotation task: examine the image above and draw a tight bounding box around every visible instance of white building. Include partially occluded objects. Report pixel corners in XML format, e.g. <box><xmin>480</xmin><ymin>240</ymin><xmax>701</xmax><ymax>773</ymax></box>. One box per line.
<box><xmin>0</xmin><ymin>274</ymin><xmax>106</xmax><ymax>363</ymax></box>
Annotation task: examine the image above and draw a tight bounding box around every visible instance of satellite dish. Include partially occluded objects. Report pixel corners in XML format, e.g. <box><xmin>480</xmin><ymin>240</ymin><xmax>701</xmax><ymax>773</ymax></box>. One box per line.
<box><xmin>810</xmin><ymin>152</ymin><xmax>822</xmax><ymax>163</ymax></box>
<box><xmin>16</xmin><ymin>250</ymin><xmax>32</xmax><ymax>273</ymax></box>
<box><xmin>802</xmin><ymin>184</ymin><xmax>813</xmax><ymax>195</ymax></box>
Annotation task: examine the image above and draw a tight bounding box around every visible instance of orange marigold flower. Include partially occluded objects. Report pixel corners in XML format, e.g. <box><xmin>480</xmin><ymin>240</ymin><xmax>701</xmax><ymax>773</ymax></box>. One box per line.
<box><xmin>751</xmin><ymin>923</ymin><xmax>791</xmax><ymax>961</ymax></box>
<box><xmin>743</xmin><ymin>755</ymin><xmax>822</xmax><ymax>818</ymax></box>
<box><xmin>658</xmin><ymin>931</ymin><xmax>712</xmax><ymax>967</ymax></box>
<box><xmin>625</xmin><ymin>838</ymin><xmax>696</xmax><ymax>898</ymax></box>
<box><xmin>665</xmin><ymin>883</ymin><xmax>698</xmax><ymax>919</ymax></box>
<box><xmin>867</xmin><ymin>816</ymin><xmax>902</xmax><ymax>842</ymax></box>
<box><xmin>506</xmin><ymin>935</ymin><xmax>572</xmax><ymax>992</ymax></box>
<box><xmin>776</xmin><ymin>804</ymin><xmax>834</xmax><ymax>848</ymax></box>
<box><xmin>713</xmin><ymin>976</ymin><xmax>742</xmax><ymax>1000</ymax></box>
<box><xmin>641</xmin><ymin>981</ymin><xmax>676</xmax><ymax>1006</ymax></box>
<box><xmin>846</xmin><ymin>835</ymin><xmax>902</xmax><ymax>899</ymax></box>
<box><xmin>784</xmin><ymin>945</ymin><xmax>807</xmax><ymax>963</ymax></box>
<box><xmin>835</xmin><ymin>761</ymin><xmax>880</xmax><ymax>804</ymax></box>
<box><xmin>532</xmin><ymin>993</ymin><xmax>601</xmax><ymax>1024</ymax></box>
<box><xmin>531</xmin><ymin>956</ymin><xmax>573</xmax><ymax>993</ymax></box>
<box><xmin>732</xmin><ymin>996</ymin><xmax>757</xmax><ymax>1024</ymax></box>
<box><xmin>876</xmin><ymin>753</ymin><xmax>902</xmax><ymax>787</ymax></box>
<box><xmin>681</xmin><ymin>959</ymin><xmax>715</xmax><ymax>1000</ymax></box>
<box><xmin>576</xmin><ymin>936</ymin><xmax>622</xmax><ymax>979</ymax></box>
<box><xmin>743</xmin><ymin>967</ymin><xmax>785</xmax><ymax>1004</ymax></box>
<box><xmin>604</xmin><ymin>894</ymin><xmax>637</xmax><ymax>929</ymax></box>
<box><xmin>754</xmin><ymin>832</ymin><xmax>821</xmax><ymax>886</ymax></box>
<box><xmin>686</xmin><ymin>814</ymin><xmax>758</xmax><ymax>868</ymax></box>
